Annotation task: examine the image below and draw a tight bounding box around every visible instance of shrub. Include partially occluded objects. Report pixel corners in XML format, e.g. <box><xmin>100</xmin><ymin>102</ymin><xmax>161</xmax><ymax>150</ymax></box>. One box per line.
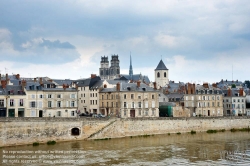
<box><xmin>191</xmin><ymin>130</ymin><xmax>196</xmax><ymax>134</ymax></box>
<box><xmin>33</xmin><ymin>142</ymin><xmax>39</xmax><ymax>146</ymax></box>
<box><xmin>47</xmin><ymin>140</ymin><xmax>56</xmax><ymax>145</ymax></box>
<box><xmin>207</xmin><ymin>130</ymin><xmax>217</xmax><ymax>133</ymax></box>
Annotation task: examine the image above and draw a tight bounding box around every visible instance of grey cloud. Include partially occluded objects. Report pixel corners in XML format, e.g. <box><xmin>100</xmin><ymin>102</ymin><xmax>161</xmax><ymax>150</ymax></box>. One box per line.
<box><xmin>39</xmin><ymin>39</ymin><xmax>75</xmax><ymax>49</ymax></box>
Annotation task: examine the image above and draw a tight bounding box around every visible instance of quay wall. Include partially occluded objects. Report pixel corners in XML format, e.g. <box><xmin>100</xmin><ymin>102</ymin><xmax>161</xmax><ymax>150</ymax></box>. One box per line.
<box><xmin>0</xmin><ymin>117</ymin><xmax>250</xmax><ymax>146</ymax></box>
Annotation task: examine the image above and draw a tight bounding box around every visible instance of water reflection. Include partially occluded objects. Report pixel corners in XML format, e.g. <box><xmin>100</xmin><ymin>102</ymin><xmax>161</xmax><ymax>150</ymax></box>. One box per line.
<box><xmin>1</xmin><ymin>131</ymin><xmax>250</xmax><ymax>165</ymax></box>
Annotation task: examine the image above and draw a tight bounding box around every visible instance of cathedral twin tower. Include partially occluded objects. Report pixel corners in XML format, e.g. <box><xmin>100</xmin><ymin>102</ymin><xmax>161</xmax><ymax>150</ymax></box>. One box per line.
<box><xmin>99</xmin><ymin>54</ymin><xmax>169</xmax><ymax>88</ymax></box>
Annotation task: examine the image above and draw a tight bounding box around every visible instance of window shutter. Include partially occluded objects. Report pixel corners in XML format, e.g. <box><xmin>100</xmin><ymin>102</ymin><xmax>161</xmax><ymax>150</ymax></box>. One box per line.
<box><xmin>75</xmin><ymin>101</ymin><xmax>77</xmax><ymax>107</ymax></box>
<box><xmin>51</xmin><ymin>101</ymin><xmax>53</xmax><ymax>107</ymax></box>
<box><xmin>61</xmin><ymin>94</ymin><xmax>63</xmax><ymax>98</ymax></box>
<box><xmin>66</xmin><ymin>101</ymin><xmax>68</xmax><ymax>107</ymax></box>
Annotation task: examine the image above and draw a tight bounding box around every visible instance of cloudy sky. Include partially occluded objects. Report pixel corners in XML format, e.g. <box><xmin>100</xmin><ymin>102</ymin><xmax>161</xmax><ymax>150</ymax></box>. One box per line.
<box><xmin>0</xmin><ymin>0</ymin><xmax>249</xmax><ymax>83</ymax></box>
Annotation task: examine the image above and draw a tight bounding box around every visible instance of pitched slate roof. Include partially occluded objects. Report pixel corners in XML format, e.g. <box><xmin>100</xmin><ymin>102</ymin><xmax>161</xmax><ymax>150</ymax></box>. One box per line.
<box><xmin>155</xmin><ymin>60</ymin><xmax>168</xmax><ymax>70</ymax></box>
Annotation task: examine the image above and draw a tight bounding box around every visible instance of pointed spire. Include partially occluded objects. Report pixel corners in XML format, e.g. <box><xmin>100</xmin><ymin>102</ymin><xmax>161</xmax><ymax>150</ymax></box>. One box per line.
<box><xmin>155</xmin><ymin>60</ymin><xmax>168</xmax><ymax>70</ymax></box>
<box><xmin>129</xmin><ymin>52</ymin><xmax>133</xmax><ymax>80</ymax></box>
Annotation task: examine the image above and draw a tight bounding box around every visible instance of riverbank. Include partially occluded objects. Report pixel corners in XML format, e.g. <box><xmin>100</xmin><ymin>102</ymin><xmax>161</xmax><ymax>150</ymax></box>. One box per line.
<box><xmin>0</xmin><ymin>116</ymin><xmax>250</xmax><ymax>147</ymax></box>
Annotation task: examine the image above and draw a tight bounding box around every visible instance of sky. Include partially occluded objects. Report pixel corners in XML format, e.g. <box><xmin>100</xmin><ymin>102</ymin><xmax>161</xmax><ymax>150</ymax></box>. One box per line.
<box><xmin>0</xmin><ymin>0</ymin><xmax>250</xmax><ymax>84</ymax></box>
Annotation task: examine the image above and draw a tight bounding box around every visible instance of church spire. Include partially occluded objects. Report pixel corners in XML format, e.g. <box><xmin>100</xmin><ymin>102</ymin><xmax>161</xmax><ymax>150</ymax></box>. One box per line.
<box><xmin>129</xmin><ymin>52</ymin><xmax>133</xmax><ymax>80</ymax></box>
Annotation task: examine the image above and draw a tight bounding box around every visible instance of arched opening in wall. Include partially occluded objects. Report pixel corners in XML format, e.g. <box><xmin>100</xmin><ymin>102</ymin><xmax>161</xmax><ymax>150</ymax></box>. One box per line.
<box><xmin>157</xmin><ymin>72</ymin><xmax>160</xmax><ymax>78</ymax></box>
<box><xmin>71</xmin><ymin>128</ymin><xmax>80</xmax><ymax>136</ymax></box>
<box><xmin>164</xmin><ymin>72</ymin><xmax>166</xmax><ymax>77</ymax></box>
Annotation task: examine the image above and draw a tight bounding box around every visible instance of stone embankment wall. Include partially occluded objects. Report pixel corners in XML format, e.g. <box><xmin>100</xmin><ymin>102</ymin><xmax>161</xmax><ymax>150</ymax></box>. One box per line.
<box><xmin>89</xmin><ymin>116</ymin><xmax>250</xmax><ymax>139</ymax></box>
<box><xmin>0</xmin><ymin>117</ymin><xmax>112</xmax><ymax>147</ymax></box>
<box><xmin>0</xmin><ymin>117</ymin><xmax>250</xmax><ymax>147</ymax></box>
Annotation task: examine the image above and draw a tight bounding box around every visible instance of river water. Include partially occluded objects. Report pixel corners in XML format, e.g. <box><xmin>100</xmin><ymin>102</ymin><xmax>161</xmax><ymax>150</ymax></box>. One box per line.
<box><xmin>1</xmin><ymin>131</ymin><xmax>250</xmax><ymax>165</ymax></box>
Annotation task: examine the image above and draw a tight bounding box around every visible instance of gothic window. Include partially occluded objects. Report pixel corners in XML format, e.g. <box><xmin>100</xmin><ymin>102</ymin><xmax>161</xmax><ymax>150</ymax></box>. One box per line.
<box><xmin>157</xmin><ymin>72</ymin><xmax>160</xmax><ymax>78</ymax></box>
<box><xmin>164</xmin><ymin>72</ymin><xmax>166</xmax><ymax>77</ymax></box>
<box><xmin>117</xmin><ymin>69</ymin><xmax>120</xmax><ymax>74</ymax></box>
<box><xmin>106</xmin><ymin>69</ymin><xmax>109</xmax><ymax>75</ymax></box>
<box><xmin>101</xmin><ymin>70</ymin><xmax>103</xmax><ymax>75</ymax></box>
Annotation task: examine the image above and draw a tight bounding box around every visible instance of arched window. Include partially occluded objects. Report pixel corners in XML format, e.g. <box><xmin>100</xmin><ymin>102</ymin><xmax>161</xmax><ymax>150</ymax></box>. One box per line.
<box><xmin>71</xmin><ymin>128</ymin><xmax>80</xmax><ymax>136</ymax></box>
<box><xmin>164</xmin><ymin>72</ymin><xmax>166</xmax><ymax>77</ymax></box>
<box><xmin>157</xmin><ymin>72</ymin><xmax>160</xmax><ymax>78</ymax></box>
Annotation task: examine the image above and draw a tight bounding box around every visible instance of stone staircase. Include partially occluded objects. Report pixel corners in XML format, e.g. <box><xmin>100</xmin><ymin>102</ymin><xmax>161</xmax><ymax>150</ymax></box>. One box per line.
<box><xmin>87</xmin><ymin>119</ymin><xmax>117</xmax><ymax>139</ymax></box>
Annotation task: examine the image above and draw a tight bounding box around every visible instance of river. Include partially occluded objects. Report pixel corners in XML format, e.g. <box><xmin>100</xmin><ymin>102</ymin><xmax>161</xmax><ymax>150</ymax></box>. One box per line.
<box><xmin>1</xmin><ymin>131</ymin><xmax>250</xmax><ymax>165</ymax></box>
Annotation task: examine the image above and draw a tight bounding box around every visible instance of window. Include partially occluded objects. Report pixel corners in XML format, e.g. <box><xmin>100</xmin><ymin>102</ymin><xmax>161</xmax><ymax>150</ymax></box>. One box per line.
<box><xmin>81</xmin><ymin>100</ymin><xmax>83</xmax><ymax>103</ymax></box>
<box><xmin>84</xmin><ymin>100</ymin><xmax>85</xmax><ymax>103</ymax></box>
<box><xmin>90</xmin><ymin>100</ymin><xmax>92</xmax><ymax>105</ymax></box>
<box><xmin>145</xmin><ymin>101</ymin><xmax>148</xmax><ymax>108</ymax></box>
<box><xmin>124</xmin><ymin>94</ymin><xmax>126</xmax><ymax>99</ymax></box>
<box><xmin>57</xmin><ymin>101</ymin><xmax>61</xmax><ymax>108</ymax></box>
<box><xmin>152</xmin><ymin>95</ymin><xmax>155</xmax><ymax>99</ymax></box>
<box><xmin>10</xmin><ymin>99</ymin><xmax>14</xmax><ymax>106</ymax></box>
<box><xmin>71</xmin><ymin>101</ymin><xmax>75</xmax><ymax>107</ymax></box>
<box><xmin>152</xmin><ymin>101</ymin><xmax>155</xmax><ymax>108</ymax></box>
<box><xmin>152</xmin><ymin>110</ymin><xmax>155</xmax><ymax>116</ymax></box>
<box><xmin>90</xmin><ymin>93</ymin><xmax>92</xmax><ymax>97</ymax></box>
<box><xmin>107</xmin><ymin>102</ymin><xmax>109</xmax><ymax>107</ymax></box>
<box><xmin>212</xmin><ymin>102</ymin><xmax>215</xmax><ymax>107</ymax></box>
<box><xmin>242</xmin><ymin>99</ymin><xmax>244</xmax><ymax>102</ymax></box>
<box><xmin>145</xmin><ymin>110</ymin><xmax>148</xmax><ymax>116</ymax></box>
<box><xmin>124</xmin><ymin>102</ymin><xmax>127</xmax><ymax>108</ymax></box>
<box><xmin>19</xmin><ymin>99</ymin><xmax>23</xmax><ymax>106</ymax></box>
<box><xmin>96</xmin><ymin>100</ymin><xmax>97</xmax><ymax>105</ymax></box>
<box><xmin>71</xmin><ymin>111</ymin><xmax>75</xmax><ymax>116</ymax></box>
<box><xmin>116</xmin><ymin>94</ymin><xmax>119</xmax><ymax>99</ymax></box>
<box><xmin>0</xmin><ymin>100</ymin><xmax>4</xmax><ymax>107</ymax></box>
<box><xmin>107</xmin><ymin>95</ymin><xmax>108</xmax><ymax>100</ymax></box>
<box><xmin>242</xmin><ymin>104</ymin><xmax>244</xmax><ymax>108</ymax></box>
<box><xmin>164</xmin><ymin>72</ymin><xmax>166</xmax><ymax>77</ymax></box>
<box><xmin>57</xmin><ymin>94</ymin><xmax>61</xmax><ymax>98</ymax></box>
<box><xmin>48</xmin><ymin>94</ymin><xmax>52</xmax><ymax>98</ymax></box>
<box><xmin>138</xmin><ymin>96</ymin><xmax>141</xmax><ymax>99</ymax></box>
<box><xmin>71</xmin><ymin>94</ymin><xmax>75</xmax><ymax>99</ymax></box>
<box><xmin>48</xmin><ymin>101</ymin><xmax>52</xmax><ymax>108</ymax></box>
<box><xmin>139</xmin><ymin>110</ymin><xmax>141</xmax><ymax>115</ymax></box>
<box><xmin>233</xmin><ymin>99</ymin><xmax>235</xmax><ymax>102</ymax></box>
<box><xmin>32</xmin><ymin>94</ymin><xmax>35</xmax><ymax>99</ymax></box>
<box><xmin>102</xmin><ymin>102</ymin><xmax>104</xmax><ymax>107</ymax></box>
<box><xmin>124</xmin><ymin>110</ymin><xmax>126</xmax><ymax>116</ymax></box>
<box><xmin>157</xmin><ymin>72</ymin><xmax>160</xmax><ymax>78</ymax></box>
<box><xmin>116</xmin><ymin>102</ymin><xmax>118</xmax><ymax>107</ymax></box>
<box><xmin>81</xmin><ymin>94</ymin><xmax>83</xmax><ymax>97</ymax></box>
<box><xmin>57</xmin><ymin>111</ymin><xmax>61</xmax><ymax>117</ymax></box>
<box><xmin>131</xmin><ymin>94</ymin><xmax>134</xmax><ymax>99</ymax></box>
<box><xmin>238</xmin><ymin>99</ymin><xmax>240</xmax><ymax>102</ymax></box>
<box><xmin>203</xmin><ymin>96</ymin><xmax>205</xmax><ymax>100</ymax></box>
<box><xmin>102</xmin><ymin>95</ymin><xmax>103</xmax><ymax>99</ymax></box>
<box><xmin>138</xmin><ymin>102</ymin><xmax>142</xmax><ymax>108</ymax></box>
<box><xmin>217</xmin><ymin>96</ymin><xmax>220</xmax><ymax>100</ymax></box>
<box><xmin>31</xmin><ymin>110</ymin><xmax>36</xmax><ymax>117</ymax></box>
<box><xmin>31</xmin><ymin>101</ymin><xmax>36</xmax><ymax>108</ymax></box>
<box><xmin>217</xmin><ymin>102</ymin><xmax>220</xmax><ymax>107</ymax></box>
<box><xmin>84</xmin><ymin>94</ymin><xmax>85</xmax><ymax>97</ymax></box>
<box><xmin>132</xmin><ymin>102</ymin><xmax>134</xmax><ymax>108</ymax></box>
<box><xmin>96</xmin><ymin>93</ymin><xmax>97</xmax><ymax>97</ymax></box>
<box><xmin>39</xmin><ymin>94</ymin><xmax>43</xmax><ymax>98</ymax></box>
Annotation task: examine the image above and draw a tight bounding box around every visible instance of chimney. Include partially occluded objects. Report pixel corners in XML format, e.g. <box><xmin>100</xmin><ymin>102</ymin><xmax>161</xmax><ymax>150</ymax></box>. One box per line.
<box><xmin>1</xmin><ymin>80</ymin><xmax>7</xmax><ymax>89</ymax></box>
<box><xmin>6</xmin><ymin>74</ymin><xmax>9</xmax><ymax>84</ymax></box>
<box><xmin>16</xmin><ymin>74</ymin><xmax>20</xmax><ymax>80</ymax></box>
<box><xmin>137</xmin><ymin>81</ymin><xmax>141</xmax><ymax>87</ymax></box>
<box><xmin>192</xmin><ymin>83</ymin><xmax>196</xmax><ymax>94</ymax></box>
<box><xmin>116</xmin><ymin>82</ymin><xmax>120</xmax><ymax>91</ymax></box>
<box><xmin>39</xmin><ymin>78</ymin><xmax>43</xmax><ymax>84</ymax></box>
<box><xmin>63</xmin><ymin>84</ymin><xmax>66</xmax><ymax>90</ymax></box>
<box><xmin>34</xmin><ymin>78</ymin><xmax>37</xmax><ymax>82</ymax></box>
<box><xmin>153</xmin><ymin>82</ymin><xmax>157</xmax><ymax>89</ymax></box>
<box><xmin>227</xmin><ymin>88</ymin><xmax>232</xmax><ymax>97</ymax></box>
<box><xmin>203</xmin><ymin>82</ymin><xmax>209</xmax><ymax>89</ymax></box>
<box><xmin>21</xmin><ymin>80</ymin><xmax>27</xmax><ymax>91</ymax></box>
<box><xmin>239</xmin><ymin>88</ymin><xmax>243</xmax><ymax>96</ymax></box>
<box><xmin>104</xmin><ymin>84</ymin><xmax>107</xmax><ymax>88</ymax></box>
<box><xmin>188</xmin><ymin>83</ymin><xmax>191</xmax><ymax>94</ymax></box>
<box><xmin>212</xmin><ymin>83</ymin><xmax>217</xmax><ymax>88</ymax></box>
<box><xmin>91</xmin><ymin>74</ymin><xmax>96</xmax><ymax>78</ymax></box>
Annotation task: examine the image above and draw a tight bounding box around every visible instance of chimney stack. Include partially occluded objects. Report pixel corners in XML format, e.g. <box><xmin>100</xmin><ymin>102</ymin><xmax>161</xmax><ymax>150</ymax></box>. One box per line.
<box><xmin>6</xmin><ymin>74</ymin><xmax>9</xmax><ymax>84</ymax></box>
<box><xmin>227</xmin><ymin>88</ymin><xmax>232</xmax><ymax>97</ymax></box>
<box><xmin>34</xmin><ymin>78</ymin><xmax>37</xmax><ymax>82</ymax></box>
<box><xmin>21</xmin><ymin>80</ymin><xmax>27</xmax><ymax>91</ymax></box>
<box><xmin>91</xmin><ymin>74</ymin><xmax>96</xmax><ymax>78</ymax></box>
<box><xmin>137</xmin><ymin>81</ymin><xmax>141</xmax><ymax>87</ymax></box>
<box><xmin>192</xmin><ymin>83</ymin><xmax>196</xmax><ymax>94</ymax></box>
<box><xmin>153</xmin><ymin>82</ymin><xmax>157</xmax><ymax>89</ymax></box>
<box><xmin>239</xmin><ymin>88</ymin><xmax>244</xmax><ymax>96</ymax></box>
<box><xmin>39</xmin><ymin>78</ymin><xmax>43</xmax><ymax>85</ymax></box>
<box><xmin>16</xmin><ymin>74</ymin><xmax>20</xmax><ymax>80</ymax></box>
<box><xmin>116</xmin><ymin>82</ymin><xmax>120</xmax><ymax>91</ymax></box>
<box><xmin>63</xmin><ymin>84</ymin><xmax>66</xmax><ymax>90</ymax></box>
<box><xmin>1</xmin><ymin>80</ymin><xmax>7</xmax><ymax>89</ymax></box>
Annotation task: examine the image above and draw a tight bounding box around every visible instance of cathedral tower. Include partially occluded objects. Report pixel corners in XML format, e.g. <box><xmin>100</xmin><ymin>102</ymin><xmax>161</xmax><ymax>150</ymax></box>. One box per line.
<box><xmin>99</xmin><ymin>56</ymin><xmax>109</xmax><ymax>80</ymax></box>
<box><xmin>129</xmin><ymin>54</ymin><xmax>133</xmax><ymax>80</ymax></box>
<box><xmin>109</xmin><ymin>55</ymin><xmax>120</xmax><ymax>79</ymax></box>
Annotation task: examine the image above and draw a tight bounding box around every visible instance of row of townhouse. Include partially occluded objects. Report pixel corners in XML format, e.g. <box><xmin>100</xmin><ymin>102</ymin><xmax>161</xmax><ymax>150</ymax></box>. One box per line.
<box><xmin>76</xmin><ymin>74</ymin><xmax>159</xmax><ymax>118</ymax></box>
<box><xmin>0</xmin><ymin>73</ymin><xmax>159</xmax><ymax>118</ymax></box>
<box><xmin>0</xmin><ymin>76</ymin><xmax>78</xmax><ymax>118</ymax></box>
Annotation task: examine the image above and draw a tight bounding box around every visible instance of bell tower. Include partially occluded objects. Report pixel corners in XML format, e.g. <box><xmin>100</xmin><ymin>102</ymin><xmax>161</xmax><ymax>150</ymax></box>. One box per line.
<box><xmin>155</xmin><ymin>59</ymin><xmax>169</xmax><ymax>88</ymax></box>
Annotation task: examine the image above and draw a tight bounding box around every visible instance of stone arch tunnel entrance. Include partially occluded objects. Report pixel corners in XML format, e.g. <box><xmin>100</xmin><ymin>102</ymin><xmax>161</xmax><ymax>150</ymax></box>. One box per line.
<box><xmin>71</xmin><ymin>128</ymin><xmax>80</xmax><ymax>136</ymax></box>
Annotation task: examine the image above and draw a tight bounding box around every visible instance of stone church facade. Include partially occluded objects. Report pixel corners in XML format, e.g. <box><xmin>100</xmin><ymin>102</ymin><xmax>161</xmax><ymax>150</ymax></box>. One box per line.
<box><xmin>99</xmin><ymin>55</ymin><xmax>120</xmax><ymax>80</ymax></box>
